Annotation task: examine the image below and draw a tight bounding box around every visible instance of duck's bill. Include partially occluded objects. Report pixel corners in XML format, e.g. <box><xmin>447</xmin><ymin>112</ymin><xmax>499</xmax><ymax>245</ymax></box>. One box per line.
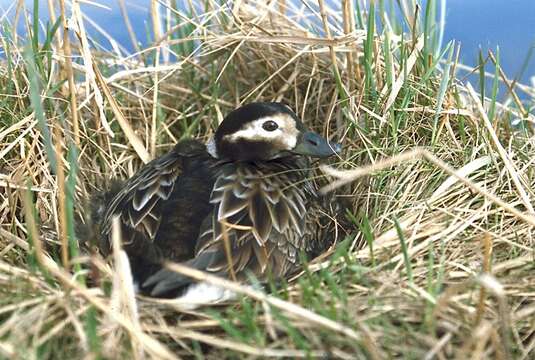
<box><xmin>292</xmin><ymin>131</ymin><xmax>342</xmax><ymax>158</ymax></box>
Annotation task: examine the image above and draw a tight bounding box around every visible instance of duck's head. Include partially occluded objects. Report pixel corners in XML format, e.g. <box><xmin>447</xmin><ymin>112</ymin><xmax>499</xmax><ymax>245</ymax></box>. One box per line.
<box><xmin>207</xmin><ymin>102</ymin><xmax>341</xmax><ymax>161</ymax></box>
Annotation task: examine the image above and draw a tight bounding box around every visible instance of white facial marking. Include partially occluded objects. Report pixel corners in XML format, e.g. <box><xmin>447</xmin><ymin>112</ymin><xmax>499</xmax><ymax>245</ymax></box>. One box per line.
<box><xmin>206</xmin><ymin>137</ymin><xmax>218</xmax><ymax>158</ymax></box>
<box><xmin>223</xmin><ymin>114</ymin><xmax>299</xmax><ymax>150</ymax></box>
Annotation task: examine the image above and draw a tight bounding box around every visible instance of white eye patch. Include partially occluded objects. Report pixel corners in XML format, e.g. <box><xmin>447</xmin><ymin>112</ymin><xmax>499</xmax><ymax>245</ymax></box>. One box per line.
<box><xmin>224</xmin><ymin>114</ymin><xmax>299</xmax><ymax>150</ymax></box>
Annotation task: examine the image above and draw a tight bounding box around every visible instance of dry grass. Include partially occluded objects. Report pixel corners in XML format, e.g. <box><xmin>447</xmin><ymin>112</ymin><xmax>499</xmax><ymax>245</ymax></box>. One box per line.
<box><xmin>0</xmin><ymin>0</ymin><xmax>534</xmax><ymax>358</ymax></box>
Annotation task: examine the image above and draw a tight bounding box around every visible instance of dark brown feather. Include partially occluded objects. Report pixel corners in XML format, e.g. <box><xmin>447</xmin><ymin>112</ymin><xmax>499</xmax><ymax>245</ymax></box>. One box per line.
<box><xmin>87</xmin><ymin>140</ymin><xmax>217</xmax><ymax>283</ymax></box>
<box><xmin>101</xmin><ymin>150</ymin><xmax>183</xmax><ymax>242</ymax></box>
<box><xmin>189</xmin><ymin>158</ymin><xmax>326</xmax><ymax>284</ymax></box>
<box><xmin>249</xmin><ymin>191</ymin><xmax>271</xmax><ymax>244</ymax></box>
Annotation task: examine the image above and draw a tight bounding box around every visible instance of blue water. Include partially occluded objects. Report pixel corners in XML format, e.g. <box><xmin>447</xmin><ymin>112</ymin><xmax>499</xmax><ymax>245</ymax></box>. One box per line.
<box><xmin>0</xmin><ymin>0</ymin><xmax>149</xmax><ymax>53</ymax></box>
<box><xmin>446</xmin><ymin>0</ymin><xmax>535</xmax><ymax>86</ymax></box>
<box><xmin>1</xmin><ymin>1</ymin><xmax>534</xmax><ymax>87</ymax></box>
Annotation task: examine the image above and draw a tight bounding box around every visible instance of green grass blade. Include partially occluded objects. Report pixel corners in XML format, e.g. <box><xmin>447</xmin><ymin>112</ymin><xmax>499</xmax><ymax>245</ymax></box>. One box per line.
<box><xmin>478</xmin><ymin>47</ymin><xmax>486</xmax><ymax>104</ymax></box>
<box><xmin>431</xmin><ymin>41</ymin><xmax>455</xmax><ymax>145</ymax></box>
<box><xmin>488</xmin><ymin>47</ymin><xmax>500</xmax><ymax>123</ymax></box>
<box><xmin>364</xmin><ymin>0</ymin><xmax>377</xmax><ymax>95</ymax></box>
<box><xmin>394</xmin><ymin>217</ymin><xmax>413</xmax><ymax>284</ymax></box>
<box><xmin>23</xmin><ymin>45</ymin><xmax>57</xmax><ymax>171</ymax></box>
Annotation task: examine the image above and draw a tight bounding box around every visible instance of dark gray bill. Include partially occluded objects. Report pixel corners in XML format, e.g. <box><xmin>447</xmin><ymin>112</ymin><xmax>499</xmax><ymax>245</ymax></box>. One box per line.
<box><xmin>292</xmin><ymin>131</ymin><xmax>342</xmax><ymax>158</ymax></box>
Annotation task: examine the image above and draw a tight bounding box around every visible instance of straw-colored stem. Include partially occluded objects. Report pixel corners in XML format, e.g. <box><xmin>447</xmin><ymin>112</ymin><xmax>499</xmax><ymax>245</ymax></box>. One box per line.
<box><xmin>488</xmin><ymin>51</ymin><xmax>527</xmax><ymax>118</ymax></box>
<box><xmin>342</xmin><ymin>0</ymin><xmax>355</xmax><ymax>87</ymax></box>
<box><xmin>318</xmin><ymin>0</ymin><xmax>345</xmax><ymax>96</ymax></box>
<box><xmin>475</xmin><ymin>232</ymin><xmax>493</xmax><ymax>325</ymax></box>
<box><xmin>117</xmin><ymin>0</ymin><xmax>142</xmax><ymax>55</ymax></box>
<box><xmin>466</xmin><ymin>83</ymin><xmax>534</xmax><ymax>214</ymax></box>
<box><xmin>53</xmin><ymin>126</ymin><xmax>69</xmax><ymax>268</ymax></box>
<box><xmin>58</xmin><ymin>0</ymin><xmax>80</xmax><ymax>147</ymax></box>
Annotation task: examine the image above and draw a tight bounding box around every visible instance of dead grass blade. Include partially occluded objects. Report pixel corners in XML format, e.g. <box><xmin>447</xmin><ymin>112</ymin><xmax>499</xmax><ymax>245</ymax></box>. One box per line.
<box><xmin>320</xmin><ymin>148</ymin><xmax>535</xmax><ymax>227</ymax></box>
<box><xmin>93</xmin><ymin>63</ymin><xmax>150</xmax><ymax>163</ymax></box>
<box><xmin>161</xmin><ymin>262</ymin><xmax>363</xmax><ymax>342</ymax></box>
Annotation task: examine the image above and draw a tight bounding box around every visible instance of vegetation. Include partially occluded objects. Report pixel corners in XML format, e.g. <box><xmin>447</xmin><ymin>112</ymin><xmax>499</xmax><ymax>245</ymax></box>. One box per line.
<box><xmin>0</xmin><ymin>0</ymin><xmax>534</xmax><ymax>358</ymax></box>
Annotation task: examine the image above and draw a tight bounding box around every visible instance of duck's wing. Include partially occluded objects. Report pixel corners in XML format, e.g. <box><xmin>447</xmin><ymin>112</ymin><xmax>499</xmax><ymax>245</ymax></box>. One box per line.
<box><xmin>99</xmin><ymin>140</ymin><xmax>208</xmax><ymax>258</ymax></box>
<box><xmin>144</xmin><ymin>161</ymin><xmax>319</xmax><ymax>296</ymax></box>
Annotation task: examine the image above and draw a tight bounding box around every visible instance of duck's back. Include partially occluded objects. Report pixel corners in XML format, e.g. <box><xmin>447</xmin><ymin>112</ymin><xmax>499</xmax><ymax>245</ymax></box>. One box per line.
<box><xmin>84</xmin><ymin>139</ymin><xmax>218</xmax><ymax>284</ymax></box>
<box><xmin>152</xmin><ymin>143</ymin><xmax>216</xmax><ymax>261</ymax></box>
<box><xmin>144</xmin><ymin>157</ymin><xmax>343</xmax><ymax>296</ymax></box>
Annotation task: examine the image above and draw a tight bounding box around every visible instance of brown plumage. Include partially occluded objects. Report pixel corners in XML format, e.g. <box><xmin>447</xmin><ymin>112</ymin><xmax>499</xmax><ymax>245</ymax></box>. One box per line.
<box><xmin>78</xmin><ymin>102</ymin><xmax>346</xmax><ymax>300</ymax></box>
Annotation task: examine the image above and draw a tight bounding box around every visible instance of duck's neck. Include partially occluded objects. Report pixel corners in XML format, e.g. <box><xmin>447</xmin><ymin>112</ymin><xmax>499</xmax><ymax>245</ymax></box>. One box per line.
<box><xmin>236</xmin><ymin>156</ymin><xmax>311</xmax><ymax>178</ymax></box>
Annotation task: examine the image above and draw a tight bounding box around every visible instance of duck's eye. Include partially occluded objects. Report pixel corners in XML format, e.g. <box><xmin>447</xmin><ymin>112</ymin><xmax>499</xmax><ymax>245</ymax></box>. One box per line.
<box><xmin>262</xmin><ymin>120</ymin><xmax>278</xmax><ymax>131</ymax></box>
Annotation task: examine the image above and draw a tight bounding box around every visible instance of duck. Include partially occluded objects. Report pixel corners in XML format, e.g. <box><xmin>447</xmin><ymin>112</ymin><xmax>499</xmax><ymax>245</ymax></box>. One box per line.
<box><xmin>79</xmin><ymin>102</ymin><xmax>345</xmax><ymax>307</ymax></box>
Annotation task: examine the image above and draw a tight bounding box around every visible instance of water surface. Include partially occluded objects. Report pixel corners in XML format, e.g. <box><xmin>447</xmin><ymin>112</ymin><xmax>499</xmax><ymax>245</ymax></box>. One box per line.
<box><xmin>1</xmin><ymin>1</ymin><xmax>533</xmax><ymax>87</ymax></box>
